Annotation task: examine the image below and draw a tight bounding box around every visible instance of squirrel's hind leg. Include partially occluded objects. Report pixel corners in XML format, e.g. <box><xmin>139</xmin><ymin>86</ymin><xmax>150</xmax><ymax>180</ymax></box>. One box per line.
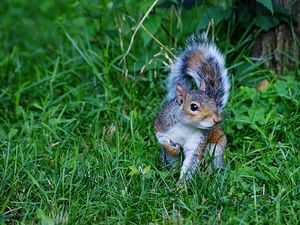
<box><xmin>160</xmin><ymin>147</ymin><xmax>180</xmax><ymax>170</ymax></box>
<box><xmin>205</xmin><ymin>124</ymin><xmax>227</xmax><ymax>170</ymax></box>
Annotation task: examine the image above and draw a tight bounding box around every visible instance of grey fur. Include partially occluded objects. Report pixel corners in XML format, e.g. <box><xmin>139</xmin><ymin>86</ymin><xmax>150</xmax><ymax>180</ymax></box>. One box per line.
<box><xmin>166</xmin><ymin>33</ymin><xmax>230</xmax><ymax>112</ymax></box>
<box><xmin>155</xmin><ymin>33</ymin><xmax>229</xmax><ymax>183</ymax></box>
<box><xmin>155</xmin><ymin>92</ymin><xmax>210</xmax><ymax>179</ymax></box>
<box><xmin>154</xmin><ymin>101</ymin><xmax>182</xmax><ymax>132</ymax></box>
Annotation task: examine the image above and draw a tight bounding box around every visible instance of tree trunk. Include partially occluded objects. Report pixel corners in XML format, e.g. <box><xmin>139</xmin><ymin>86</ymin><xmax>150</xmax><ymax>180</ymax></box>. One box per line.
<box><xmin>252</xmin><ymin>0</ymin><xmax>300</xmax><ymax>74</ymax></box>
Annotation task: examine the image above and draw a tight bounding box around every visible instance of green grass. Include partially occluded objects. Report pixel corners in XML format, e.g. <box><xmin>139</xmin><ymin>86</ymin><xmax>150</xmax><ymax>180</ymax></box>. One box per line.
<box><xmin>1</xmin><ymin>1</ymin><xmax>300</xmax><ymax>224</ymax></box>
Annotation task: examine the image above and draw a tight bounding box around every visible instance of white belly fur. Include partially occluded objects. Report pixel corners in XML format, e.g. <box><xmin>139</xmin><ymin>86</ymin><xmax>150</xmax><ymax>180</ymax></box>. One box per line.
<box><xmin>166</xmin><ymin>123</ymin><xmax>204</xmax><ymax>150</ymax></box>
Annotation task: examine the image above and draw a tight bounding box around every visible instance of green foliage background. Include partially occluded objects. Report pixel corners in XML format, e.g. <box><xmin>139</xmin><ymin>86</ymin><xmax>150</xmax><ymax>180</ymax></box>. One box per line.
<box><xmin>0</xmin><ymin>0</ymin><xmax>299</xmax><ymax>224</ymax></box>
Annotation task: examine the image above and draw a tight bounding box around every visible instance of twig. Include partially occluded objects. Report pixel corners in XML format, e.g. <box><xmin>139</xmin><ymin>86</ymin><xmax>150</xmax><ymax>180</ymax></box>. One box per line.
<box><xmin>205</xmin><ymin>21</ymin><xmax>211</xmax><ymax>36</ymax></box>
<box><xmin>119</xmin><ymin>0</ymin><xmax>159</xmax><ymax>64</ymax></box>
<box><xmin>141</xmin><ymin>24</ymin><xmax>176</xmax><ymax>58</ymax></box>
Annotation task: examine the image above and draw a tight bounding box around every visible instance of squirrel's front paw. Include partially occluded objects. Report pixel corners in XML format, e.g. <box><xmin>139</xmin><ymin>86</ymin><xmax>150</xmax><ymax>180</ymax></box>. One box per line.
<box><xmin>170</xmin><ymin>141</ymin><xmax>181</xmax><ymax>155</ymax></box>
<box><xmin>160</xmin><ymin>139</ymin><xmax>181</xmax><ymax>156</ymax></box>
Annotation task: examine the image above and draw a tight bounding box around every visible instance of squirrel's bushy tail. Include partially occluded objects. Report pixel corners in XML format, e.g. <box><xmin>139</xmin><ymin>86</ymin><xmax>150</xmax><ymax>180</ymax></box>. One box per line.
<box><xmin>166</xmin><ymin>33</ymin><xmax>230</xmax><ymax>112</ymax></box>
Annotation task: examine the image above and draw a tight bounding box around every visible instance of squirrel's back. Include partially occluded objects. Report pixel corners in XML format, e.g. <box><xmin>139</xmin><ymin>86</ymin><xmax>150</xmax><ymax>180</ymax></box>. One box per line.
<box><xmin>167</xmin><ymin>33</ymin><xmax>230</xmax><ymax>112</ymax></box>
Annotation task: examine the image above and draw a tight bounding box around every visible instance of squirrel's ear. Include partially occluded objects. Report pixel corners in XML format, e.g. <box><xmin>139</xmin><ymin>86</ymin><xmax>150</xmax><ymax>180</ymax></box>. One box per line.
<box><xmin>199</xmin><ymin>79</ymin><xmax>206</xmax><ymax>92</ymax></box>
<box><xmin>176</xmin><ymin>84</ymin><xmax>187</xmax><ymax>105</ymax></box>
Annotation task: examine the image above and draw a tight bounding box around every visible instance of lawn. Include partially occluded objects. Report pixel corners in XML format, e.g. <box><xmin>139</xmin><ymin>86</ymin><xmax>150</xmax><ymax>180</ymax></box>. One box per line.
<box><xmin>1</xmin><ymin>0</ymin><xmax>300</xmax><ymax>224</ymax></box>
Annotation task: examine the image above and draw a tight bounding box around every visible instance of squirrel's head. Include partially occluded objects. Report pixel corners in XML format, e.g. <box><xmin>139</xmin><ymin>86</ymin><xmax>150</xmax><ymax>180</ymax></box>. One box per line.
<box><xmin>176</xmin><ymin>80</ymin><xmax>221</xmax><ymax>129</ymax></box>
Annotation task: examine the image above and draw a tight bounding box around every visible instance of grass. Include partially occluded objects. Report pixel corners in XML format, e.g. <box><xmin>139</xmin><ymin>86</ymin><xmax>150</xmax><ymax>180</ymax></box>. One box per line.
<box><xmin>1</xmin><ymin>1</ymin><xmax>300</xmax><ymax>224</ymax></box>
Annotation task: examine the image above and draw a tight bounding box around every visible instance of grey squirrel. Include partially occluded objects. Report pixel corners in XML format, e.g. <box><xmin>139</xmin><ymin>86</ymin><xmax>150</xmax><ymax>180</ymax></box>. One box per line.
<box><xmin>154</xmin><ymin>33</ymin><xmax>230</xmax><ymax>182</ymax></box>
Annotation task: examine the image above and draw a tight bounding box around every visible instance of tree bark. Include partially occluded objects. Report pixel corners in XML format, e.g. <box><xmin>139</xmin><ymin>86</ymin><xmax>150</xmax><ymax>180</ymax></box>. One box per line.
<box><xmin>252</xmin><ymin>0</ymin><xmax>299</xmax><ymax>74</ymax></box>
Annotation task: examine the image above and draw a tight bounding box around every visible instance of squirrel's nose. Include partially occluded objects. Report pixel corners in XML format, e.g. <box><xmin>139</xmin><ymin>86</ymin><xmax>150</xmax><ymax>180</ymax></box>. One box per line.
<box><xmin>213</xmin><ymin>115</ymin><xmax>221</xmax><ymax>124</ymax></box>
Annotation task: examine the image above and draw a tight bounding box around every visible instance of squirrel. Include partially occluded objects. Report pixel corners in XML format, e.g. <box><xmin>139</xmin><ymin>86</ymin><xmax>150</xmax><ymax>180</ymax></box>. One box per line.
<box><xmin>154</xmin><ymin>33</ymin><xmax>230</xmax><ymax>182</ymax></box>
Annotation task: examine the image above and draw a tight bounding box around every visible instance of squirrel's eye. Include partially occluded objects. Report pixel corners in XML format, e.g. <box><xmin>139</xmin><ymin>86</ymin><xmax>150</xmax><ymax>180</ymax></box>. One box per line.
<box><xmin>190</xmin><ymin>103</ymin><xmax>199</xmax><ymax>111</ymax></box>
